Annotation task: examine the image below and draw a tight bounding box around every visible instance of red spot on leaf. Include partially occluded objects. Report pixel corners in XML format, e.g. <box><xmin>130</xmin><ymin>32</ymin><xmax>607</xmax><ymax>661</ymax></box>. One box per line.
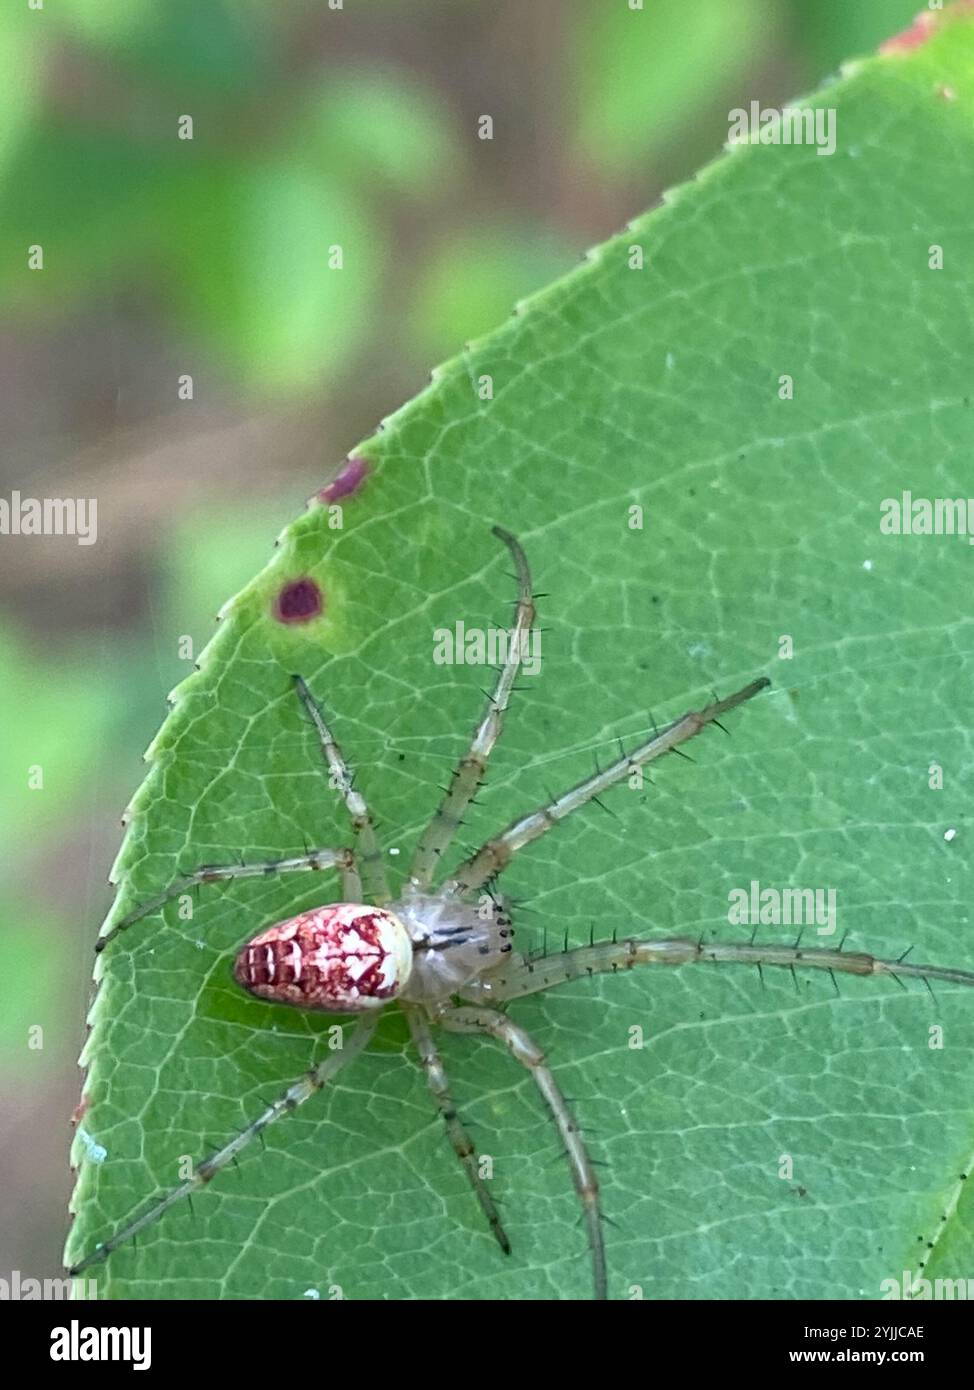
<box><xmin>318</xmin><ymin>455</ymin><xmax>369</xmax><ymax>504</ymax></box>
<box><xmin>274</xmin><ymin>577</ymin><xmax>323</xmax><ymax>624</ymax></box>
<box><xmin>878</xmin><ymin>2</ymin><xmax>974</xmax><ymax>55</ymax></box>
<box><xmin>879</xmin><ymin>9</ymin><xmax>938</xmax><ymax>54</ymax></box>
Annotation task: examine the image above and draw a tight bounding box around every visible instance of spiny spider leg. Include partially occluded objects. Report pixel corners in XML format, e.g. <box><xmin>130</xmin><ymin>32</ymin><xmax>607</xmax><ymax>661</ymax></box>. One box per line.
<box><xmin>403</xmin><ymin>1004</ymin><xmax>511</xmax><ymax>1254</ymax></box>
<box><xmin>68</xmin><ymin>1013</ymin><xmax>379</xmax><ymax>1275</ymax></box>
<box><xmin>292</xmin><ymin>674</ymin><xmax>391</xmax><ymax>904</ymax></box>
<box><xmin>443</xmin><ymin>677</ymin><xmax>771</xmax><ymax>897</ymax></box>
<box><xmin>439</xmin><ymin>1004</ymin><xmax>607</xmax><ymax>1301</ymax></box>
<box><xmin>95</xmin><ymin>847</ymin><xmax>354</xmax><ymax>954</ymax></box>
<box><xmin>408</xmin><ymin>526</ymin><xmax>536</xmax><ymax>892</ymax></box>
<box><xmin>460</xmin><ymin>936</ymin><xmax>974</xmax><ymax>1005</ymax></box>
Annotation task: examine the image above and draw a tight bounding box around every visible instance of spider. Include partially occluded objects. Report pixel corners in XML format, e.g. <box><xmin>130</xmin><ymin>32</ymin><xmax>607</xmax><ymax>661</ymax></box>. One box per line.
<box><xmin>70</xmin><ymin>527</ymin><xmax>974</xmax><ymax>1299</ymax></box>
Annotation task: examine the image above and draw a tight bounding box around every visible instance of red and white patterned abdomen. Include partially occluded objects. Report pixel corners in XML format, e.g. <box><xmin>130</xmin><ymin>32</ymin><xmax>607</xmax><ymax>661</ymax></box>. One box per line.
<box><xmin>233</xmin><ymin>904</ymin><xmax>413</xmax><ymax>1013</ymax></box>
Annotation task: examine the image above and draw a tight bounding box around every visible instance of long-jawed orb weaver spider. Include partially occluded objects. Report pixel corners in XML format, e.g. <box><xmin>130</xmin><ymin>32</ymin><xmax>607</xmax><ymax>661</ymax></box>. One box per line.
<box><xmin>70</xmin><ymin>528</ymin><xmax>974</xmax><ymax>1298</ymax></box>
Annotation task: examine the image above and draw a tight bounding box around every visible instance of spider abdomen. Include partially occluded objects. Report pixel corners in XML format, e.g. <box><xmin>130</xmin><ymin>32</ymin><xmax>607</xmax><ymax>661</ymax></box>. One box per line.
<box><xmin>233</xmin><ymin>904</ymin><xmax>413</xmax><ymax>1013</ymax></box>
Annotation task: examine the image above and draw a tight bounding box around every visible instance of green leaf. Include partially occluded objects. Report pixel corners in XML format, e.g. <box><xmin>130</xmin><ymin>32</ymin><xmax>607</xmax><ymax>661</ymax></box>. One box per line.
<box><xmin>68</xmin><ymin>12</ymin><xmax>974</xmax><ymax>1299</ymax></box>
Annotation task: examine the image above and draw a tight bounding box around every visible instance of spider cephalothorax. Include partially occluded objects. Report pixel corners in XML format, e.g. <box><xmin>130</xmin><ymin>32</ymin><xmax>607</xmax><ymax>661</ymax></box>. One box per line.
<box><xmin>69</xmin><ymin>526</ymin><xmax>974</xmax><ymax>1300</ymax></box>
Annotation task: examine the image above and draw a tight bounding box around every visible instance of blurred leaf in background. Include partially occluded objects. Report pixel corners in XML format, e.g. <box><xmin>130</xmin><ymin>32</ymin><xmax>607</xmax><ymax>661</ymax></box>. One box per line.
<box><xmin>1</xmin><ymin>4</ymin><xmax>461</xmax><ymax>397</ymax></box>
<box><xmin>0</xmin><ymin>624</ymin><xmax>123</xmax><ymax>1068</ymax></box>
<box><xmin>159</xmin><ymin>504</ymin><xmax>301</xmax><ymax>682</ymax></box>
<box><xmin>572</xmin><ymin>0</ymin><xmax>777</xmax><ymax>177</ymax></box>
<box><xmin>0</xmin><ymin>905</ymin><xmax>69</xmax><ymax>1066</ymax></box>
<box><xmin>0</xmin><ymin>12</ymin><xmax>42</xmax><ymax>184</ymax></box>
<box><xmin>303</xmin><ymin>69</ymin><xmax>461</xmax><ymax>195</ymax></box>
<box><xmin>0</xmin><ymin>626</ymin><xmax>122</xmax><ymax>850</ymax></box>
<box><xmin>3</xmin><ymin>0</ymin><xmax>927</xmax><ymax>402</ymax></box>
<box><xmin>46</xmin><ymin>0</ymin><xmax>156</xmax><ymax>48</ymax></box>
<box><xmin>410</xmin><ymin>224</ymin><xmax>575</xmax><ymax>360</ymax></box>
<box><xmin>788</xmin><ymin>0</ymin><xmax>926</xmax><ymax>72</ymax></box>
<box><xmin>170</xmin><ymin>164</ymin><xmax>375</xmax><ymax>394</ymax></box>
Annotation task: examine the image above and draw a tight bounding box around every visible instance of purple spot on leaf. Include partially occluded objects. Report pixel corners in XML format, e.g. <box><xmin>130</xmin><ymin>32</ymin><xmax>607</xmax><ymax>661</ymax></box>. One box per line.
<box><xmin>274</xmin><ymin>578</ymin><xmax>323</xmax><ymax>624</ymax></box>
<box><xmin>318</xmin><ymin>456</ymin><xmax>370</xmax><ymax>504</ymax></box>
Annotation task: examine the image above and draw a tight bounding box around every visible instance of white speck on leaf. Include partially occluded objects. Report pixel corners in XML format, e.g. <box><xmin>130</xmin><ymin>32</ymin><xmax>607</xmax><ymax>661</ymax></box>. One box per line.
<box><xmin>78</xmin><ymin>1129</ymin><xmax>107</xmax><ymax>1164</ymax></box>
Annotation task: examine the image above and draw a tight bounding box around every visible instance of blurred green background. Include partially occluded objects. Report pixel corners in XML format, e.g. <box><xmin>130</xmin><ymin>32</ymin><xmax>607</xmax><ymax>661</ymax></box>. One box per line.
<box><xmin>1</xmin><ymin>0</ymin><xmax>923</xmax><ymax>1283</ymax></box>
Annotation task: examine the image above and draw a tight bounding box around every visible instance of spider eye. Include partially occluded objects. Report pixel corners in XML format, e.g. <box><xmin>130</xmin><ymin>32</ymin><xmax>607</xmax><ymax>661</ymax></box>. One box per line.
<box><xmin>233</xmin><ymin>904</ymin><xmax>413</xmax><ymax>1013</ymax></box>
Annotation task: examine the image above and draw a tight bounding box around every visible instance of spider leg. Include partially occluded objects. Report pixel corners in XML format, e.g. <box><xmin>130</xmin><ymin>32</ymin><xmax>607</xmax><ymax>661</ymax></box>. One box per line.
<box><xmin>66</xmin><ymin>1013</ymin><xmax>379</xmax><ymax>1275</ymax></box>
<box><xmin>442</xmin><ymin>677</ymin><xmax>770</xmax><ymax>896</ymax></box>
<box><xmin>459</xmin><ymin>936</ymin><xmax>974</xmax><ymax>1004</ymax></box>
<box><xmin>293</xmin><ymin>674</ymin><xmax>391</xmax><ymax>903</ymax></box>
<box><xmin>95</xmin><ymin>847</ymin><xmax>355</xmax><ymax>953</ymax></box>
<box><xmin>341</xmin><ymin>859</ymin><xmax>363</xmax><ymax>901</ymax></box>
<box><xmin>403</xmin><ymin>1004</ymin><xmax>511</xmax><ymax>1254</ymax></box>
<box><xmin>407</xmin><ymin>526</ymin><xmax>536</xmax><ymax>892</ymax></box>
<box><xmin>438</xmin><ymin>1004</ymin><xmax>606</xmax><ymax>1301</ymax></box>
